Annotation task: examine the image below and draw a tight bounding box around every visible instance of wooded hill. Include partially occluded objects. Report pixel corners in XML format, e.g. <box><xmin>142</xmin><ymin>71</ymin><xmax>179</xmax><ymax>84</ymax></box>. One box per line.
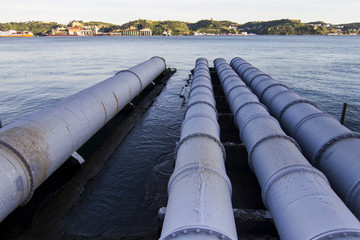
<box><xmin>0</xmin><ymin>19</ymin><xmax>359</xmax><ymax>35</ymax></box>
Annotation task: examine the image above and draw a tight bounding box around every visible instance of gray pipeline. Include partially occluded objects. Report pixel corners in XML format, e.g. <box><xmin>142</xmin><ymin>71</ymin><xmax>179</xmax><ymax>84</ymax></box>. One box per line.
<box><xmin>215</xmin><ymin>58</ymin><xmax>360</xmax><ymax>240</ymax></box>
<box><xmin>230</xmin><ymin>57</ymin><xmax>360</xmax><ymax>219</ymax></box>
<box><xmin>0</xmin><ymin>57</ymin><xmax>166</xmax><ymax>222</ymax></box>
<box><xmin>160</xmin><ymin>58</ymin><xmax>237</xmax><ymax>240</ymax></box>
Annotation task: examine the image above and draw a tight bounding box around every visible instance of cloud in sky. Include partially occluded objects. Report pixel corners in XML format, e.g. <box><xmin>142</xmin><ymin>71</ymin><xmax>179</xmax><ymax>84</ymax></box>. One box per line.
<box><xmin>1</xmin><ymin>0</ymin><xmax>359</xmax><ymax>24</ymax></box>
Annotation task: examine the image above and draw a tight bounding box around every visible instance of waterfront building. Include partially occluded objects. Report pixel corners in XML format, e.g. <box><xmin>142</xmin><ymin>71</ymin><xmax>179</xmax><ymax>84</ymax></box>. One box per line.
<box><xmin>140</xmin><ymin>28</ymin><xmax>152</xmax><ymax>36</ymax></box>
<box><xmin>121</xmin><ymin>30</ymin><xmax>140</xmax><ymax>36</ymax></box>
<box><xmin>68</xmin><ymin>26</ymin><xmax>83</xmax><ymax>35</ymax></box>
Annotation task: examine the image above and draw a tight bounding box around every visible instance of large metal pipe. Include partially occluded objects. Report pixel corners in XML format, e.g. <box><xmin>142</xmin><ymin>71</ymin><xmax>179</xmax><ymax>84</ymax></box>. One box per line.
<box><xmin>0</xmin><ymin>57</ymin><xmax>166</xmax><ymax>222</ymax></box>
<box><xmin>231</xmin><ymin>57</ymin><xmax>360</xmax><ymax>219</ymax></box>
<box><xmin>215</xmin><ymin>58</ymin><xmax>360</xmax><ymax>240</ymax></box>
<box><xmin>160</xmin><ymin>58</ymin><xmax>237</xmax><ymax>240</ymax></box>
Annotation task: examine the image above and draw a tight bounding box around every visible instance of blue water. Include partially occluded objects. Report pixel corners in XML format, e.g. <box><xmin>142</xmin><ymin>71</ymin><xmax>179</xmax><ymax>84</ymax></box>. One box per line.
<box><xmin>0</xmin><ymin>36</ymin><xmax>359</xmax><ymax>238</ymax></box>
<box><xmin>0</xmin><ymin>36</ymin><xmax>359</xmax><ymax>130</ymax></box>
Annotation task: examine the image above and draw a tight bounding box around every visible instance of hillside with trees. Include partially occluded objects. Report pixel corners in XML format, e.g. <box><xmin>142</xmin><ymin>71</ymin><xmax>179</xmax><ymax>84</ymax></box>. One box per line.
<box><xmin>0</xmin><ymin>19</ymin><xmax>359</xmax><ymax>36</ymax></box>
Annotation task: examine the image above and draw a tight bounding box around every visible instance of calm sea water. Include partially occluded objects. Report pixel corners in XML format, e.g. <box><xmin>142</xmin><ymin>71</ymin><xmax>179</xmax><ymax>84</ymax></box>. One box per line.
<box><xmin>0</xmin><ymin>36</ymin><xmax>359</xmax><ymax>130</ymax></box>
<box><xmin>0</xmin><ymin>36</ymin><xmax>359</xmax><ymax>238</ymax></box>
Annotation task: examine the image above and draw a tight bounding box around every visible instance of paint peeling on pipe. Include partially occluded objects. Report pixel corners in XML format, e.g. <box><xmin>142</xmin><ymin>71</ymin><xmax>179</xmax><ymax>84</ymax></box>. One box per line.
<box><xmin>231</xmin><ymin>57</ymin><xmax>360</xmax><ymax>219</ymax></box>
<box><xmin>160</xmin><ymin>58</ymin><xmax>237</xmax><ymax>240</ymax></box>
<box><xmin>0</xmin><ymin>57</ymin><xmax>166</xmax><ymax>222</ymax></box>
<box><xmin>215</xmin><ymin>58</ymin><xmax>360</xmax><ymax>240</ymax></box>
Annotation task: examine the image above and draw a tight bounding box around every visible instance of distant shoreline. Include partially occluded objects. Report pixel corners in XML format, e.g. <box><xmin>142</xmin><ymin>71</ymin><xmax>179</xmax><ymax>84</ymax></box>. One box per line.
<box><xmin>1</xmin><ymin>19</ymin><xmax>359</xmax><ymax>36</ymax></box>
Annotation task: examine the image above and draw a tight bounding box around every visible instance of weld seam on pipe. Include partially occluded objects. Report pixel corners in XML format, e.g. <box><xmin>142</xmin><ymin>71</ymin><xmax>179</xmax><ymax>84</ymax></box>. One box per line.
<box><xmin>220</xmin><ymin>74</ymin><xmax>240</xmax><ymax>85</ymax></box>
<box><xmin>194</xmin><ymin>62</ymin><xmax>209</xmax><ymax>68</ymax></box>
<box><xmin>180</xmin><ymin>113</ymin><xmax>220</xmax><ymax>135</ymax></box>
<box><xmin>277</xmin><ymin>99</ymin><xmax>317</xmax><ymax>122</ymax></box>
<box><xmin>218</xmin><ymin>65</ymin><xmax>234</xmax><ymax>75</ymax></box>
<box><xmin>248</xmin><ymin>73</ymin><xmax>272</xmax><ymax>88</ymax></box>
<box><xmin>234</xmin><ymin>102</ymin><xmax>269</xmax><ymax>121</ymax></box>
<box><xmin>241</xmin><ymin>67</ymin><xmax>259</xmax><ymax>79</ymax></box>
<box><xmin>193</xmin><ymin>74</ymin><xmax>211</xmax><ymax>81</ymax></box>
<box><xmin>229</xmin><ymin>91</ymin><xmax>258</xmax><ymax>106</ymax></box>
<box><xmin>291</xmin><ymin>112</ymin><xmax>336</xmax><ymax>138</ymax></box>
<box><xmin>348</xmin><ymin>181</ymin><xmax>360</xmax><ymax>210</ymax></box>
<box><xmin>312</xmin><ymin>133</ymin><xmax>360</xmax><ymax>167</ymax></box>
<box><xmin>259</xmin><ymin>83</ymin><xmax>291</xmax><ymax>100</ymax></box>
<box><xmin>214</xmin><ymin>62</ymin><xmax>229</xmax><ymax>73</ymax></box>
<box><xmin>217</xmin><ymin>67</ymin><xmax>237</xmax><ymax>77</ymax></box>
<box><xmin>247</xmin><ymin>134</ymin><xmax>301</xmax><ymax>171</ymax></box>
<box><xmin>227</xmin><ymin>85</ymin><xmax>251</xmax><ymax>97</ymax></box>
<box><xmin>167</xmin><ymin>162</ymin><xmax>232</xmax><ymax>195</ymax></box>
<box><xmin>173</xmin><ymin>133</ymin><xmax>226</xmax><ymax>162</ymax></box>
<box><xmin>234</xmin><ymin>62</ymin><xmax>251</xmax><ymax>74</ymax></box>
<box><xmin>151</xmin><ymin>56</ymin><xmax>166</xmax><ymax>65</ymax></box>
<box><xmin>267</xmin><ymin>90</ymin><xmax>292</xmax><ymax>107</ymax></box>
<box><xmin>261</xmin><ymin>164</ymin><xmax>330</xmax><ymax>207</ymax></box>
<box><xmin>239</xmin><ymin>114</ymin><xmax>280</xmax><ymax>141</ymax></box>
<box><xmin>251</xmin><ymin>78</ymin><xmax>275</xmax><ymax>94</ymax></box>
<box><xmin>188</xmin><ymin>85</ymin><xmax>214</xmax><ymax>97</ymax></box>
<box><xmin>194</xmin><ymin>67</ymin><xmax>210</xmax><ymax>74</ymax></box>
<box><xmin>185</xmin><ymin>101</ymin><xmax>218</xmax><ymax>116</ymax></box>
<box><xmin>0</xmin><ymin>140</ymin><xmax>35</xmax><ymax>204</ymax></box>
<box><xmin>115</xmin><ymin>69</ymin><xmax>143</xmax><ymax>90</ymax></box>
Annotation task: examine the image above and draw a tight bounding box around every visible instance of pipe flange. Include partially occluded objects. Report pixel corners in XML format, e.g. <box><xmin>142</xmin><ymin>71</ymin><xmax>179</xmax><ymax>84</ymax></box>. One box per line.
<box><xmin>248</xmin><ymin>73</ymin><xmax>271</xmax><ymax>88</ymax></box>
<box><xmin>161</xmin><ymin>226</ymin><xmax>233</xmax><ymax>240</ymax></box>
<box><xmin>151</xmin><ymin>56</ymin><xmax>166</xmax><ymax>65</ymax></box>
<box><xmin>240</xmin><ymin>66</ymin><xmax>258</xmax><ymax>79</ymax></box>
<box><xmin>261</xmin><ymin>164</ymin><xmax>329</xmax><ymax>208</ymax></box>
<box><xmin>291</xmin><ymin>112</ymin><xmax>336</xmax><ymax>138</ymax></box>
<box><xmin>233</xmin><ymin>62</ymin><xmax>251</xmax><ymax>75</ymax></box>
<box><xmin>221</xmin><ymin>73</ymin><xmax>240</xmax><ymax>84</ymax></box>
<box><xmin>267</xmin><ymin>89</ymin><xmax>291</xmax><ymax>108</ymax></box>
<box><xmin>174</xmin><ymin>133</ymin><xmax>226</xmax><ymax>163</ymax></box>
<box><xmin>0</xmin><ymin>140</ymin><xmax>35</xmax><ymax>205</ymax></box>
<box><xmin>248</xmin><ymin>135</ymin><xmax>301</xmax><ymax>171</ymax></box>
<box><xmin>214</xmin><ymin>60</ymin><xmax>228</xmax><ymax>67</ymax></box>
<box><xmin>195</xmin><ymin>62</ymin><xmax>209</xmax><ymax>68</ymax></box>
<box><xmin>188</xmin><ymin>85</ymin><xmax>214</xmax><ymax>97</ymax></box>
<box><xmin>239</xmin><ymin>114</ymin><xmax>280</xmax><ymax>142</ymax></box>
<box><xmin>222</xmin><ymin>77</ymin><xmax>243</xmax><ymax>91</ymax></box>
<box><xmin>278</xmin><ymin>99</ymin><xmax>318</xmax><ymax>123</ymax></box>
<box><xmin>314</xmin><ymin>230</ymin><xmax>360</xmax><ymax>240</ymax></box>
<box><xmin>215</xmin><ymin>66</ymin><xmax>231</xmax><ymax>77</ymax></box>
<box><xmin>194</xmin><ymin>66</ymin><xmax>210</xmax><ymax>74</ymax></box>
<box><xmin>312</xmin><ymin>132</ymin><xmax>360</xmax><ymax>167</ymax></box>
<box><xmin>186</xmin><ymin>101</ymin><xmax>218</xmax><ymax>118</ymax></box>
<box><xmin>234</xmin><ymin>102</ymin><xmax>269</xmax><ymax>122</ymax></box>
<box><xmin>193</xmin><ymin>74</ymin><xmax>211</xmax><ymax>81</ymax></box>
<box><xmin>214</xmin><ymin>58</ymin><xmax>226</xmax><ymax>65</ymax></box>
<box><xmin>116</xmin><ymin>69</ymin><xmax>143</xmax><ymax>90</ymax></box>
<box><xmin>227</xmin><ymin>85</ymin><xmax>251</xmax><ymax>98</ymax></box>
<box><xmin>230</xmin><ymin>57</ymin><xmax>244</xmax><ymax>66</ymax></box>
<box><xmin>180</xmin><ymin>113</ymin><xmax>220</xmax><ymax>135</ymax></box>
<box><xmin>259</xmin><ymin>83</ymin><xmax>290</xmax><ymax>101</ymax></box>
<box><xmin>167</xmin><ymin>162</ymin><xmax>232</xmax><ymax>195</ymax></box>
<box><xmin>215</xmin><ymin>63</ymin><xmax>231</xmax><ymax>74</ymax></box>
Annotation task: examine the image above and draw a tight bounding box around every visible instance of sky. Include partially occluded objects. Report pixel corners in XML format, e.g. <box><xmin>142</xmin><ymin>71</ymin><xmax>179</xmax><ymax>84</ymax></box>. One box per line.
<box><xmin>1</xmin><ymin>0</ymin><xmax>359</xmax><ymax>25</ymax></box>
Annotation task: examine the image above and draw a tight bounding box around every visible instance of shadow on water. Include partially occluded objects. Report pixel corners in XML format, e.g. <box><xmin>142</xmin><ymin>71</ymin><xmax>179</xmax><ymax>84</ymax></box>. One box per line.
<box><xmin>60</xmin><ymin>73</ymin><xmax>186</xmax><ymax>239</ymax></box>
